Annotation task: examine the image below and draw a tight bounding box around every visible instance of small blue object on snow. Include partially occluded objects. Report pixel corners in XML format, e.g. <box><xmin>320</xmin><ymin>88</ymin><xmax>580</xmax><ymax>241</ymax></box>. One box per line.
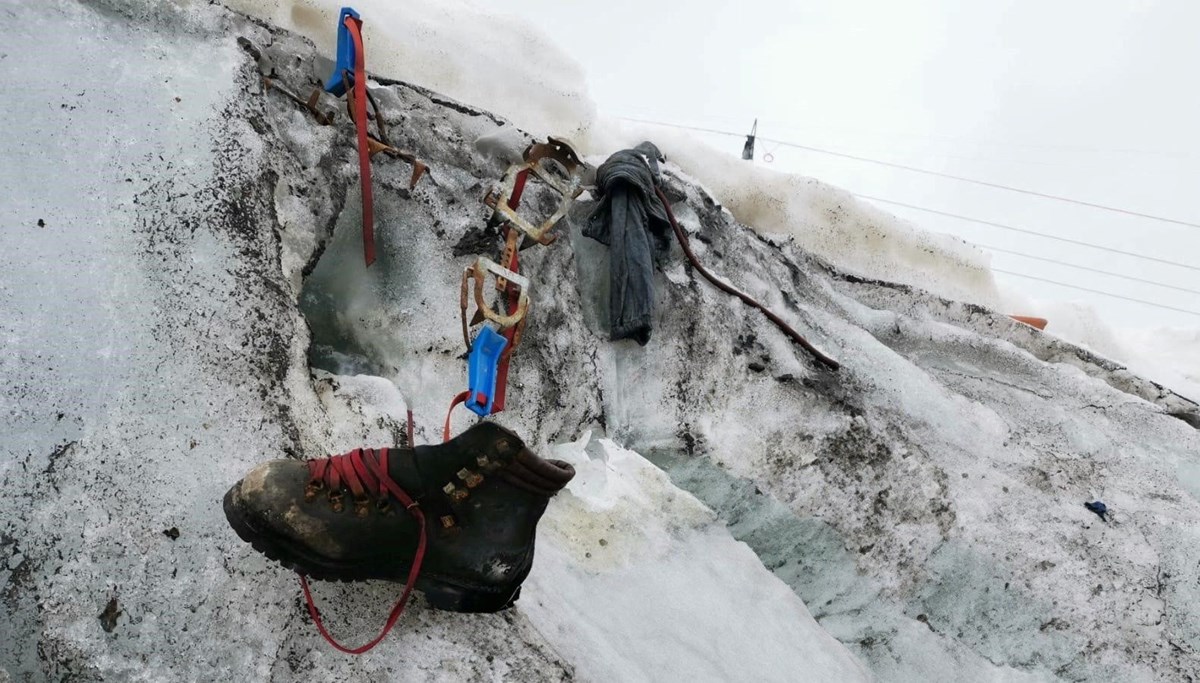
<box><xmin>465</xmin><ymin>326</ymin><xmax>509</xmax><ymax>417</ymax></box>
<box><xmin>1084</xmin><ymin>501</ymin><xmax>1108</xmax><ymax>522</ymax></box>
<box><xmin>323</xmin><ymin>7</ymin><xmax>361</xmax><ymax>96</ymax></box>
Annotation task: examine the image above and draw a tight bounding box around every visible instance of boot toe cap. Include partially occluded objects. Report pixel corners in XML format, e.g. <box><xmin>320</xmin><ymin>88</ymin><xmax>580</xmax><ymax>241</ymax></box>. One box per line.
<box><xmin>225</xmin><ymin>460</ymin><xmax>347</xmax><ymax>560</ymax></box>
<box><xmin>232</xmin><ymin>459</ymin><xmax>308</xmax><ymax>512</ymax></box>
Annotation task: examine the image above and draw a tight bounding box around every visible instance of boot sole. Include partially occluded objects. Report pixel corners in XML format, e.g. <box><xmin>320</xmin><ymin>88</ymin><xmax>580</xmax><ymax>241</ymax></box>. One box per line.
<box><xmin>222</xmin><ymin>483</ymin><xmax>522</xmax><ymax>613</ymax></box>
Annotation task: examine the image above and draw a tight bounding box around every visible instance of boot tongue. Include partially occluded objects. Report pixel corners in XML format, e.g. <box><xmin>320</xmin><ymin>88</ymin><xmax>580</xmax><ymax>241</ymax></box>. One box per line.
<box><xmin>382</xmin><ymin>447</ymin><xmax>431</xmax><ymax>498</ymax></box>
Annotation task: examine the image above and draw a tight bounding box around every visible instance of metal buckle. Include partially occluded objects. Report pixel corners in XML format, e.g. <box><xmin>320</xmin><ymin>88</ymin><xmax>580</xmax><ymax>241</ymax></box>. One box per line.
<box><xmin>460</xmin><ymin>257</ymin><xmax>531</xmax><ymax>335</ymax></box>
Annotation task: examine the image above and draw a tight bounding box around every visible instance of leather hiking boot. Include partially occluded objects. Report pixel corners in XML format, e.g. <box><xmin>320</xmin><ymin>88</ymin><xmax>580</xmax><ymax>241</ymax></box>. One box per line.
<box><xmin>223</xmin><ymin>422</ymin><xmax>574</xmax><ymax>613</ymax></box>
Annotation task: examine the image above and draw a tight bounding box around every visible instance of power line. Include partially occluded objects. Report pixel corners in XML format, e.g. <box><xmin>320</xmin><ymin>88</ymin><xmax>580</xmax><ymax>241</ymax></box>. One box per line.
<box><xmin>977</xmin><ymin>243</ymin><xmax>1200</xmax><ymax>296</ymax></box>
<box><xmin>992</xmin><ymin>269</ymin><xmax>1200</xmax><ymax>317</ymax></box>
<box><xmin>620</xmin><ymin>115</ymin><xmax>1200</xmax><ymax>166</ymax></box>
<box><xmin>616</xmin><ymin>116</ymin><xmax>1200</xmax><ymax>317</ymax></box>
<box><xmin>752</xmin><ymin>118</ymin><xmax>1200</xmax><ymax>164</ymax></box>
<box><xmin>619</xmin><ymin>116</ymin><xmax>743</xmax><ymax>139</ymax></box>
<box><xmin>760</xmin><ymin>138</ymin><xmax>1200</xmax><ymax>229</ymax></box>
<box><xmin>621</xmin><ymin>113</ymin><xmax>1200</xmax><ymax>162</ymax></box>
<box><xmin>619</xmin><ymin>116</ymin><xmax>1200</xmax><ymax>229</ymax></box>
<box><xmin>856</xmin><ymin>194</ymin><xmax>1200</xmax><ymax>274</ymax></box>
<box><xmin>624</xmin><ymin>115</ymin><xmax>1200</xmax><ymax>276</ymax></box>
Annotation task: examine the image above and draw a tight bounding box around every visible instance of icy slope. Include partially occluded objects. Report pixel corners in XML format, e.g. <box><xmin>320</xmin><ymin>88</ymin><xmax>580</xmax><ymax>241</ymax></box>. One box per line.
<box><xmin>0</xmin><ymin>2</ymin><xmax>864</xmax><ymax>681</ymax></box>
<box><xmin>286</xmin><ymin>19</ymin><xmax>1200</xmax><ymax>683</ymax></box>
<box><xmin>3</xmin><ymin>2</ymin><xmax>1200</xmax><ymax>682</ymax></box>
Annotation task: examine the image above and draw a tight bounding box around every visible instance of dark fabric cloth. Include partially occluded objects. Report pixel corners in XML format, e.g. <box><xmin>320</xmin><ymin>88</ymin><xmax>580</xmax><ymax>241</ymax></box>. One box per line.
<box><xmin>584</xmin><ymin>142</ymin><xmax>672</xmax><ymax>345</ymax></box>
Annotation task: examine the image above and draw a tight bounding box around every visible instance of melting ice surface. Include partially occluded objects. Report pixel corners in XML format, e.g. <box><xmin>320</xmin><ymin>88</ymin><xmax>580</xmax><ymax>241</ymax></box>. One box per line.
<box><xmin>4</xmin><ymin>1</ymin><xmax>1199</xmax><ymax>681</ymax></box>
<box><xmin>524</xmin><ymin>433</ymin><xmax>870</xmax><ymax>682</ymax></box>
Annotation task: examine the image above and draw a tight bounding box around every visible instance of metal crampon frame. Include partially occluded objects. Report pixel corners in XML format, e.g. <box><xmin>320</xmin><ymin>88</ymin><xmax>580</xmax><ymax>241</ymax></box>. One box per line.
<box><xmin>459</xmin><ymin>137</ymin><xmax>589</xmax><ymax>415</ymax></box>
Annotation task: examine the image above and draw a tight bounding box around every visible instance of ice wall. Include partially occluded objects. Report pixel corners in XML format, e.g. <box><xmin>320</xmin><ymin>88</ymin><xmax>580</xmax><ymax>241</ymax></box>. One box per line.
<box><xmin>230</xmin><ymin>0</ymin><xmax>1005</xmax><ymax>311</ymax></box>
<box><xmin>229</xmin><ymin>0</ymin><xmax>1200</xmax><ymax>393</ymax></box>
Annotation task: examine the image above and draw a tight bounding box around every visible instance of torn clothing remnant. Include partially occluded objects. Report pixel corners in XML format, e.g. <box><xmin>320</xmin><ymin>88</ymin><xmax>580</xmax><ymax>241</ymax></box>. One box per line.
<box><xmin>584</xmin><ymin>141</ymin><xmax>672</xmax><ymax>345</ymax></box>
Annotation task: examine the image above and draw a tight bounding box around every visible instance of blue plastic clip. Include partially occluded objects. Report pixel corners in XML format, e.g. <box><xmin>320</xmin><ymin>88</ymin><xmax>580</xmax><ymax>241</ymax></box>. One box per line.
<box><xmin>324</xmin><ymin>7</ymin><xmax>362</xmax><ymax>96</ymax></box>
<box><xmin>465</xmin><ymin>326</ymin><xmax>509</xmax><ymax>416</ymax></box>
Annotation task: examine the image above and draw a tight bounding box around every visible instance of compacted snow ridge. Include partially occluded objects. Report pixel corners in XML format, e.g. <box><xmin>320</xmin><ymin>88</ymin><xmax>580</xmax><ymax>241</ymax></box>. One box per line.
<box><xmin>3</xmin><ymin>1</ymin><xmax>1199</xmax><ymax>682</ymax></box>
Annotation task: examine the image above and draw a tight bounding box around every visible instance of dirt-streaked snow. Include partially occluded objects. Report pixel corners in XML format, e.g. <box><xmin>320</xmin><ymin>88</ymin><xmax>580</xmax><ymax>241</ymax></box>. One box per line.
<box><xmin>2</xmin><ymin>1</ymin><xmax>1199</xmax><ymax>682</ymax></box>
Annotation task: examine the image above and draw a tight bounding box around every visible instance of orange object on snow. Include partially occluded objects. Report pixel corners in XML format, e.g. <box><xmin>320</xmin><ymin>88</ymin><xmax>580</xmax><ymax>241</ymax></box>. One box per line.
<box><xmin>1009</xmin><ymin>315</ymin><xmax>1048</xmax><ymax>330</ymax></box>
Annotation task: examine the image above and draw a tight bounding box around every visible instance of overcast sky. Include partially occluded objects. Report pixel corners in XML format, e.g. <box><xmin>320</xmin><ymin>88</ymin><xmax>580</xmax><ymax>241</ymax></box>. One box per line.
<box><xmin>501</xmin><ymin>0</ymin><xmax>1199</xmax><ymax>329</ymax></box>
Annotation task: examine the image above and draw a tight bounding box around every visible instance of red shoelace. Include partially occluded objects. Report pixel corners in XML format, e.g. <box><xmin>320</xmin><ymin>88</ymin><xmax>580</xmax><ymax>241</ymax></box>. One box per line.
<box><xmin>299</xmin><ymin>447</ymin><xmax>427</xmax><ymax>654</ymax></box>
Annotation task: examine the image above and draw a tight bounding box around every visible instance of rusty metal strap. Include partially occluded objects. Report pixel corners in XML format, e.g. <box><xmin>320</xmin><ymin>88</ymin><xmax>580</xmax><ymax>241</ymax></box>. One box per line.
<box><xmin>654</xmin><ymin>186</ymin><xmax>840</xmax><ymax>371</ymax></box>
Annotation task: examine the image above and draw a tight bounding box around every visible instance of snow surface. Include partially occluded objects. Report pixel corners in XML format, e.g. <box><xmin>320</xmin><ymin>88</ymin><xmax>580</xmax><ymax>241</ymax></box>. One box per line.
<box><xmin>1107</xmin><ymin>326</ymin><xmax>1200</xmax><ymax>403</ymax></box>
<box><xmin>222</xmin><ymin>0</ymin><xmax>598</xmax><ymax>141</ymax></box>
<box><xmin>999</xmin><ymin>297</ymin><xmax>1200</xmax><ymax>403</ymax></box>
<box><xmin>4</xmin><ymin>1</ymin><xmax>1200</xmax><ymax>682</ymax></box>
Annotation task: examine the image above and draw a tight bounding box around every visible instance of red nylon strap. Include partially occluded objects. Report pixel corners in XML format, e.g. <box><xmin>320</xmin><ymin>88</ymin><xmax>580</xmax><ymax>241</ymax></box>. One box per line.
<box><xmin>491</xmin><ymin>172</ymin><xmax>529</xmax><ymax>414</ymax></box>
<box><xmin>444</xmin><ymin>390</ymin><xmax>470</xmax><ymax>442</ymax></box>
<box><xmin>345</xmin><ymin>16</ymin><xmax>376</xmax><ymax>267</ymax></box>
<box><xmin>492</xmin><ymin>241</ymin><xmax>520</xmax><ymax>413</ymax></box>
<box><xmin>300</xmin><ymin>448</ymin><xmax>427</xmax><ymax>654</ymax></box>
<box><xmin>509</xmin><ymin>168</ymin><xmax>530</xmax><ymax>208</ymax></box>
